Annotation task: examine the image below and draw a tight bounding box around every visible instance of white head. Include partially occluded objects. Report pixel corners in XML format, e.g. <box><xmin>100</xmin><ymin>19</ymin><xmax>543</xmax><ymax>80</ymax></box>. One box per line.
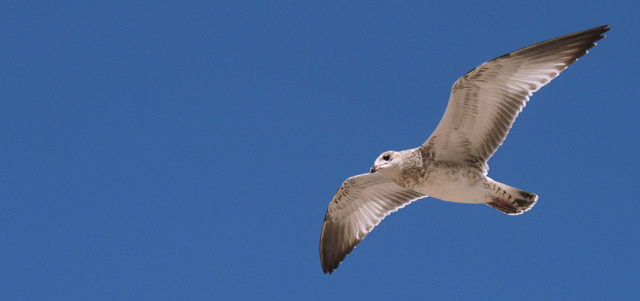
<box><xmin>370</xmin><ymin>150</ymin><xmax>403</xmax><ymax>177</ymax></box>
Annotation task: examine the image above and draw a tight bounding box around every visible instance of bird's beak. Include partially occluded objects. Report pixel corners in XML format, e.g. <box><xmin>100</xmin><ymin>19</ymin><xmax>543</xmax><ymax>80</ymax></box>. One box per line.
<box><xmin>370</xmin><ymin>166</ymin><xmax>379</xmax><ymax>173</ymax></box>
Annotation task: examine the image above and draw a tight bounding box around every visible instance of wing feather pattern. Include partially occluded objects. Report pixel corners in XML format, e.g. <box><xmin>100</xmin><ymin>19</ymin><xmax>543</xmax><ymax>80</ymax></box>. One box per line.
<box><xmin>320</xmin><ymin>172</ymin><xmax>426</xmax><ymax>274</ymax></box>
<box><xmin>320</xmin><ymin>25</ymin><xmax>609</xmax><ymax>274</ymax></box>
<box><xmin>424</xmin><ymin>25</ymin><xmax>609</xmax><ymax>172</ymax></box>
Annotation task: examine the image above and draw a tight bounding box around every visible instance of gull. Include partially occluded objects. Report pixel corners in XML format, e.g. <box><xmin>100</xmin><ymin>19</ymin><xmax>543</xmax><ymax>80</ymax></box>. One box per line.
<box><xmin>319</xmin><ymin>25</ymin><xmax>609</xmax><ymax>274</ymax></box>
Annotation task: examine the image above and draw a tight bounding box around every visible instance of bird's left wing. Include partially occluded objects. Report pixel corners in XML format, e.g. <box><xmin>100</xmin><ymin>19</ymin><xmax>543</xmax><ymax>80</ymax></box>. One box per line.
<box><xmin>320</xmin><ymin>172</ymin><xmax>426</xmax><ymax>274</ymax></box>
<box><xmin>423</xmin><ymin>25</ymin><xmax>609</xmax><ymax>172</ymax></box>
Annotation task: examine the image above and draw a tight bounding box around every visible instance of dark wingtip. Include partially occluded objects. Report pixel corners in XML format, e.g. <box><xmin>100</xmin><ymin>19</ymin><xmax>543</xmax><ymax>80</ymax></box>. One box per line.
<box><xmin>594</xmin><ymin>24</ymin><xmax>611</xmax><ymax>37</ymax></box>
<box><xmin>321</xmin><ymin>261</ymin><xmax>336</xmax><ymax>274</ymax></box>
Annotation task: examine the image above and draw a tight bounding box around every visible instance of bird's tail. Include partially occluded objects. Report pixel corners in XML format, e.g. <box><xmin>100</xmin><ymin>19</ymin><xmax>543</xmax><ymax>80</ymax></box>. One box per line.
<box><xmin>486</xmin><ymin>181</ymin><xmax>538</xmax><ymax>215</ymax></box>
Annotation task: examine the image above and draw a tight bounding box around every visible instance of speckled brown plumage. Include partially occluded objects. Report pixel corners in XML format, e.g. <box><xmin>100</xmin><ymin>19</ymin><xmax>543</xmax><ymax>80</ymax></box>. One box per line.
<box><xmin>320</xmin><ymin>25</ymin><xmax>609</xmax><ymax>274</ymax></box>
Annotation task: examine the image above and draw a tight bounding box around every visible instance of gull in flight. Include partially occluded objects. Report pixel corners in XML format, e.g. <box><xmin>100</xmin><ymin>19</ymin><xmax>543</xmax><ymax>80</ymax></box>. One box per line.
<box><xmin>320</xmin><ymin>25</ymin><xmax>609</xmax><ymax>274</ymax></box>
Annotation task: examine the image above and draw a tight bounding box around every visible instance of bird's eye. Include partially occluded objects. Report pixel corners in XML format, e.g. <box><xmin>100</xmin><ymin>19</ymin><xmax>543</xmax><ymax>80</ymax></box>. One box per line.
<box><xmin>382</xmin><ymin>154</ymin><xmax>391</xmax><ymax>161</ymax></box>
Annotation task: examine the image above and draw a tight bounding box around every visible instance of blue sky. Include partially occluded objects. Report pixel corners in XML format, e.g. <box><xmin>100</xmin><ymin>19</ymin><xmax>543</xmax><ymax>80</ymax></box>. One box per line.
<box><xmin>2</xmin><ymin>1</ymin><xmax>639</xmax><ymax>299</ymax></box>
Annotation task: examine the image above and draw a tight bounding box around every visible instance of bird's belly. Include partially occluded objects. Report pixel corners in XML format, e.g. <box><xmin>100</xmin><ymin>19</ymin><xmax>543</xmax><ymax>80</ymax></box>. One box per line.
<box><xmin>412</xmin><ymin>168</ymin><xmax>488</xmax><ymax>204</ymax></box>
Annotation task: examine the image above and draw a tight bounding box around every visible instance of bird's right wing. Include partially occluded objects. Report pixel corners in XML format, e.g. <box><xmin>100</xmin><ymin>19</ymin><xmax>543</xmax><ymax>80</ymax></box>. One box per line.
<box><xmin>320</xmin><ymin>172</ymin><xmax>427</xmax><ymax>274</ymax></box>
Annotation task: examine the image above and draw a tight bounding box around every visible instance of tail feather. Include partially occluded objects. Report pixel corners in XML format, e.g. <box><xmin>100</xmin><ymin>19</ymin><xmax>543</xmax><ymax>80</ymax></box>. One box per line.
<box><xmin>486</xmin><ymin>181</ymin><xmax>538</xmax><ymax>215</ymax></box>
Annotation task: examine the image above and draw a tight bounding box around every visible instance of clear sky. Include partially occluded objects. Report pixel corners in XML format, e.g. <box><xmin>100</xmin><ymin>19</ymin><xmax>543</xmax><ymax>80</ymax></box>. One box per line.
<box><xmin>2</xmin><ymin>1</ymin><xmax>639</xmax><ymax>299</ymax></box>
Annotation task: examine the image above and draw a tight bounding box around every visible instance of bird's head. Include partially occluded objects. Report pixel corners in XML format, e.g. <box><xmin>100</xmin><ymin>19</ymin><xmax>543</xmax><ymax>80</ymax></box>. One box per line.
<box><xmin>370</xmin><ymin>150</ymin><xmax>401</xmax><ymax>175</ymax></box>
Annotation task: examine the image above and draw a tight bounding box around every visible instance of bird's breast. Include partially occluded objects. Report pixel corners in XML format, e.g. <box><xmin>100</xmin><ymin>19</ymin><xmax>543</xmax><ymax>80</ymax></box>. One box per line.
<box><xmin>410</xmin><ymin>164</ymin><xmax>488</xmax><ymax>204</ymax></box>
